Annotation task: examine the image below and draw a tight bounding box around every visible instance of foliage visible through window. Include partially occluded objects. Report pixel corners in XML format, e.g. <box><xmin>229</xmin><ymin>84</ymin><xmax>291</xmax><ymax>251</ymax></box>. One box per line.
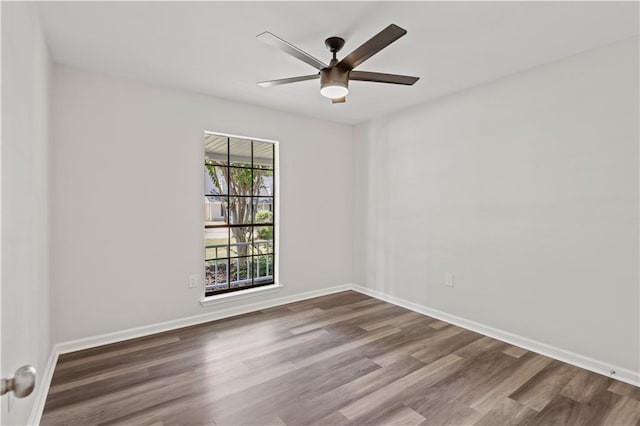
<box><xmin>204</xmin><ymin>134</ymin><xmax>275</xmax><ymax>296</ymax></box>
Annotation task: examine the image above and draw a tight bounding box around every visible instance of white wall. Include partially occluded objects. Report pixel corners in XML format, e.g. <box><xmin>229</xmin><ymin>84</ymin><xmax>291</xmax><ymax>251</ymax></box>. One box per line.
<box><xmin>1</xmin><ymin>2</ymin><xmax>52</xmax><ymax>424</ymax></box>
<box><xmin>354</xmin><ymin>38</ymin><xmax>639</xmax><ymax>375</ymax></box>
<box><xmin>51</xmin><ymin>65</ymin><xmax>353</xmax><ymax>343</ymax></box>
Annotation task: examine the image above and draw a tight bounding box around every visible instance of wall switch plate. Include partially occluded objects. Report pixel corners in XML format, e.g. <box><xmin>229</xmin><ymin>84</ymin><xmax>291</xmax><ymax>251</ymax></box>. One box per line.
<box><xmin>188</xmin><ymin>274</ymin><xmax>199</xmax><ymax>288</ymax></box>
<box><xmin>445</xmin><ymin>273</ymin><xmax>454</xmax><ymax>287</ymax></box>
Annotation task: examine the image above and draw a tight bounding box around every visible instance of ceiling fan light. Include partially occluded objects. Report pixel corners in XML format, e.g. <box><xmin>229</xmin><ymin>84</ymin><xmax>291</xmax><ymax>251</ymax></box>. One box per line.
<box><xmin>320</xmin><ymin>83</ymin><xmax>349</xmax><ymax>99</ymax></box>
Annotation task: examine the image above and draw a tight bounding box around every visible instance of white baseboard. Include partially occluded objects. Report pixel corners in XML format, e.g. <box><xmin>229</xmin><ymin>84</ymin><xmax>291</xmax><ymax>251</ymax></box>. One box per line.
<box><xmin>27</xmin><ymin>350</ymin><xmax>58</xmax><ymax>425</ymax></box>
<box><xmin>350</xmin><ymin>284</ymin><xmax>640</xmax><ymax>387</ymax></box>
<box><xmin>30</xmin><ymin>281</ymin><xmax>639</xmax><ymax>424</ymax></box>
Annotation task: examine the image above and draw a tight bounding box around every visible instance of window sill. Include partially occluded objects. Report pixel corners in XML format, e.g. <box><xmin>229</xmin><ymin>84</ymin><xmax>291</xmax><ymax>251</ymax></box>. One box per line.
<box><xmin>200</xmin><ymin>284</ymin><xmax>284</xmax><ymax>307</ymax></box>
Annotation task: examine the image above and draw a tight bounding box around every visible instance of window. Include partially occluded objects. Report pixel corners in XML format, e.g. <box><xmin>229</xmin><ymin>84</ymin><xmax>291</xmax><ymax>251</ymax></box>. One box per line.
<box><xmin>203</xmin><ymin>133</ymin><xmax>276</xmax><ymax>296</ymax></box>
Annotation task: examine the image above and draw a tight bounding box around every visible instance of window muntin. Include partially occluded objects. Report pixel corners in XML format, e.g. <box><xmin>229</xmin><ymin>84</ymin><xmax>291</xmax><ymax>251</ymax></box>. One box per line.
<box><xmin>204</xmin><ymin>133</ymin><xmax>275</xmax><ymax>296</ymax></box>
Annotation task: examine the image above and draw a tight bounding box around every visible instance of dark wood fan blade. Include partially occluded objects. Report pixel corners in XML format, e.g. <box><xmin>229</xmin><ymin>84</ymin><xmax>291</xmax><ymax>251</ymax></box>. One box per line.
<box><xmin>336</xmin><ymin>24</ymin><xmax>407</xmax><ymax>71</ymax></box>
<box><xmin>257</xmin><ymin>32</ymin><xmax>328</xmax><ymax>71</ymax></box>
<box><xmin>350</xmin><ymin>71</ymin><xmax>419</xmax><ymax>85</ymax></box>
<box><xmin>257</xmin><ymin>74</ymin><xmax>319</xmax><ymax>87</ymax></box>
<box><xmin>332</xmin><ymin>96</ymin><xmax>346</xmax><ymax>104</ymax></box>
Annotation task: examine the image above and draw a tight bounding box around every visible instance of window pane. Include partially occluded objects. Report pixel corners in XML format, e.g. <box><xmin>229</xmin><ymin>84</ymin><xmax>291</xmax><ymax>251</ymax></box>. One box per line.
<box><xmin>204</xmin><ymin>134</ymin><xmax>228</xmax><ymax>165</ymax></box>
<box><xmin>205</xmin><ymin>259</ymin><xmax>229</xmax><ymax>292</ymax></box>
<box><xmin>227</xmin><ymin>197</ymin><xmax>251</xmax><ymax>224</ymax></box>
<box><xmin>229</xmin><ymin>167</ymin><xmax>253</xmax><ymax>196</ymax></box>
<box><xmin>229</xmin><ymin>137</ymin><xmax>252</xmax><ymax>168</ymax></box>
<box><xmin>205</xmin><ymin>228</ymin><xmax>229</xmax><ymax>260</ymax></box>
<box><xmin>204</xmin><ymin>196</ymin><xmax>227</xmax><ymax>225</ymax></box>
<box><xmin>253</xmin><ymin>141</ymin><xmax>274</xmax><ymax>169</ymax></box>
<box><xmin>253</xmin><ymin>169</ymin><xmax>273</xmax><ymax>197</ymax></box>
<box><xmin>205</xmin><ymin>165</ymin><xmax>228</xmax><ymax>196</ymax></box>
<box><xmin>253</xmin><ymin>255</ymin><xmax>274</xmax><ymax>283</ymax></box>
<box><xmin>253</xmin><ymin>199</ymin><xmax>273</xmax><ymax>224</ymax></box>
<box><xmin>230</xmin><ymin>257</ymin><xmax>252</xmax><ymax>288</ymax></box>
<box><xmin>229</xmin><ymin>227</ymin><xmax>252</xmax><ymax>257</ymax></box>
<box><xmin>253</xmin><ymin>227</ymin><xmax>273</xmax><ymax>255</ymax></box>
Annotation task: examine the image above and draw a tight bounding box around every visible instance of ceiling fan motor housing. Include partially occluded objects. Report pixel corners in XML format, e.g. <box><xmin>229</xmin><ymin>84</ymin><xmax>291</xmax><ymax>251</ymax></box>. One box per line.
<box><xmin>321</xmin><ymin>65</ymin><xmax>349</xmax><ymax>91</ymax></box>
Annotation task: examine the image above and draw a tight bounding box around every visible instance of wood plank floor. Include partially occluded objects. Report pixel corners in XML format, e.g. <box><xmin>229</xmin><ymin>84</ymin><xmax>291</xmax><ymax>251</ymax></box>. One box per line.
<box><xmin>41</xmin><ymin>291</ymin><xmax>640</xmax><ymax>426</ymax></box>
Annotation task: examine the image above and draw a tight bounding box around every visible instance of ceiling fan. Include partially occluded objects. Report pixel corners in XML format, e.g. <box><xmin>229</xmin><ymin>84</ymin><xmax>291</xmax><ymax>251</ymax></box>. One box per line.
<box><xmin>257</xmin><ymin>24</ymin><xmax>419</xmax><ymax>104</ymax></box>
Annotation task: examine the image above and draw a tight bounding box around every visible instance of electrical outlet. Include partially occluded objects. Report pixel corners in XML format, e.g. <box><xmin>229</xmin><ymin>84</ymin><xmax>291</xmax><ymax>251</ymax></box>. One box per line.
<box><xmin>445</xmin><ymin>273</ymin><xmax>454</xmax><ymax>287</ymax></box>
<box><xmin>188</xmin><ymin>274</ymin><xmax>199</xmax><ymax>288</ymax></box>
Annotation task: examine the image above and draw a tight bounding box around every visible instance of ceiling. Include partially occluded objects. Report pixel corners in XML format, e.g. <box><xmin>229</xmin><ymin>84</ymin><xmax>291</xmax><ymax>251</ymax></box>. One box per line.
<box><xmin>36</xmin><ymin>2</ymin><xmax>638</xmax><ymax>125</ymax></box>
